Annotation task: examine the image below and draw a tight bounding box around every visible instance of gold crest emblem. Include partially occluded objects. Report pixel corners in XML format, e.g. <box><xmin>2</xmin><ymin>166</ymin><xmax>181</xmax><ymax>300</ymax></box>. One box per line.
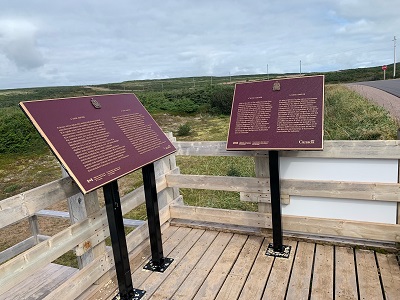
<box><xmin>273</xmin><ymin>81</ymin><xmax>281</xmax><ymax>91</ymax></box>
<box><xmin>90</xmin><ymin>98</ymin><xmax>102</xmax><ymax>109</ymax></box>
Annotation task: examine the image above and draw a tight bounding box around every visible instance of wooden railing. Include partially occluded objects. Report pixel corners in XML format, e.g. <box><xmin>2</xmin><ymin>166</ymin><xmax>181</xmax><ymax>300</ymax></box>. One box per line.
<box><xmin>171</xmin><ymin>140</ymin><xmax>400</xmax><ymax>245</ymax></box>
<box><xmin>0</xmin><ymin>138</ymin><xmax>399</xmax><ymax>299</ymax></box>
<box><xmin>0</xmin><ymin>150</ymin><xmax>180</xmax><ymax>299</ymax></box>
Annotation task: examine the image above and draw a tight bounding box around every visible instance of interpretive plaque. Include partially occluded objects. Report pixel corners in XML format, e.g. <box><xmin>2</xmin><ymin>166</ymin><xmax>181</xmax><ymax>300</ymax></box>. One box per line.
<box><xmin>20</xmin><ymin>94</ymin><xmax>176</xmax><ymax>193</ymax></box>
<box><xmin>227</xmin><ymin>75</ymin><xmax>324</xmax><ymax>150</ymax></box>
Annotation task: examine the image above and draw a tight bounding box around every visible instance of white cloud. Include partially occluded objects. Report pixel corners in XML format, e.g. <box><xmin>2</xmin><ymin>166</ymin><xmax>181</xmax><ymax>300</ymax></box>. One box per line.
<box><xmin>0</xmin><ymin>19</ymin><xmax>45</xmax><ymax>70</ymax></box>
<box><xmin>0</xmin><ymin>1</ymin><xmax>398</xmax><ymax>89</ymax></box>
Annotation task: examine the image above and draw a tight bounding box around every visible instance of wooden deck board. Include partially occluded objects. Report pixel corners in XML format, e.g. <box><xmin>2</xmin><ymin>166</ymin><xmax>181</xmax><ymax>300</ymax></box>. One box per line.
<box><xmin>149</xmin><ymin>230</ymin><xmax>218</xmax><ymax>299</ymax></box>
<box><xmin>0</xmin><ymin>263</ymin><xmax>77</xmax><ymax>300</ymax></box>
<box><xmin>171</xmin><ymin>232</ymin><xmax>233</xmax><ymax>299</ymax></box>
<box><xmin>376</xmin><ymin>252</ymin><xmax>400</xmax><ymax>300</ymax></box>
<box><xmin>238</xmin><ymin>239</ymin><xmax>274</xmax><ymax>300</ymax></box>
<box><xmin>262</xmin><ymin>239</ymin><xmax>298</xmax><ymax>299</ymax></box>
<box><xmin>134</xmin><ymin>228</ymin><xmax>206</xmax><ymax>299</ymax></box>
<box><xmin>5</xmin><ymin>225</ymin><xmax>399</xmax><ymax>300</ymax></box>
<box><xmin>355</xmin><ymin>249</ymin><xmax>384</xmax><ymax>300</ymax></box>
<box><xmin>192</xmin><ymin>234</ymin><xmax>247</xmax><ymax>300</ymax></box>
<box><xmin>310</xmin><ymin>244</ymin><xmax>334</xmax><ymax>300</ymax></box>
<box><xmin>335</xmin><ymin>246</ymin><xmax>358</xmax><ymax>300</ymax></box>
<box><xmin>215</xmin><ymin>235</ymin><xmax>263</xmax><ymax>300</ymax></box>
<box><xmin>286</xmin><ymin>241</ymin><xmax>315</xmax><ymax>300</ymax></box>
<box><xmin>85</xmin><ymin>225</ymin><xmax>181</xmax><ymax>300</ymax></box>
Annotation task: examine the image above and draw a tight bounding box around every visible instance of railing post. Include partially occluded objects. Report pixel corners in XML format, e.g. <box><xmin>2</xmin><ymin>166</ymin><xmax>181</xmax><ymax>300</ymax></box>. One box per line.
<box><xmin>28</xmin><ymin>215</ymin><xmax>40</xmax><ymax>244</ymax></box>
<box><xmin>153</xmin><ymin>132</ymin><xmax>180</xmax><ymax>209</ymax></box>
<box><xmin>255</xmin><ymin>155</ymin><xmax>271</xmax><ymax>213</ymax></box>
<box><xmin>61</xmin><ymin>166</ymin><xmax>106</xmax><ymax>269</ymax></box>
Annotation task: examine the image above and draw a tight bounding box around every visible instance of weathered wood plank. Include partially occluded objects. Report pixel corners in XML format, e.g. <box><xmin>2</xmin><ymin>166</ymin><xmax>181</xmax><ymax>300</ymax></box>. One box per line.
<box><xmin>240</xmin><ymin>192</ymin><xmax>290</xmax><ymax>205</ymax></box>
<box><xmin>239</xmin><ymin>238</ymin><xmax>274</xmax><ymax>299</ymax></box>
<box><xmin>147</xmin><ymin>230</ymin><xmax>218</xmax><ymax>299</ymax></box>
<box><xmin>130</xmin><ymin>227</ymin><xmax>204</xmax><ymax>299</ymax></box>
<box><xmin>262</xmin><ymin>240</ymin><xmax>298</xmax><ymax>299</ymax></box>
<box><xmin>67</xmin><ymin>190</ymin><xmax>103</xmax><ymax>269</ymax></box>
<box><xmin>215</xmin><ymin>236</ymin><xmax>263</xmax><ymax>300</ymax></box>
<box><xmin>82</xmin><ymin>225</ymin><xmax>181</xmax><ymax>300</ymax></box>
<box><xmin>170</xmin><ymin>205</ymin><xmax>400</xmax><ymax>242</ymax></box>
<box><xmin>255</xmin><ymin>156</ymin><xmax>271</xmax><ymax>214</ymax></box>
<box><xmin>0</xmin><ymin>177</ymin><xmax>80</xmax><ymax>228</ymax></box>
<box><xmin>174</xmin><ymin>140</ymin><xmax>400</xmax><ymax>159</ymax></box>
<box><xmin>376</xmin><ymin>253</ymin><xmax>400</xmax><ymax>300</ymax></box>
<box><xmin>36</xmin><ymin>210</ymin><xmax>145</xmax><ymax>227</ymax></box>
<box><xmin>0</xmin><ymin>209</ymin><xmax>105</xmax><ymax>295</ymax></box>
<box><xmin>174</xmin><ymin>141</ymin><xmax>255</xmax><ymax>157</ymax></box>
<box><xmin>166</xmin><ymin>174</ymin><xmax>270</xmax><ymax>193</ymax></box>
<box><xmin>169</xmin><ymin>232</ymin><xmax>233</xmax><ymax>299</ymax></box>
<box><xmin>167</xmin><ymin>174</ymin><xmax>400</xmax><ymax>202</ymax></box>
<box><xmin>310</xmin><ymin>244</ymin><xmax>334</xmax><ymax>300</ymax></box>
<box><xmin>0</xmin><ymin>236</ymin><xmax>36</xmax><ymax>264</ymax></box>
<box><xmin>335</xmin><ymin>246</ymin><xmax>358</xmax><ymax>300</ymax></box>
<box><xmin>286</xmin><ymin>242</ymin><xmax>315</xmax><ymax>300</ymax></box>
<box><xmin>170</xmin><ymin>205</ymin><xmax>272</xmax><ymax>229</ymax></box>
<box><xmin>356</xmin><ymin>249</ymin><xmax>384</xmax><ymax>299</ymax></box>
<box><xmin>0</xmin><ymin>263</ymin><xmax>77</xmax><ymax>300</ymax></box>
<box><xmin>193</xmin><ymin>234</ymin><xmax>248</xmax><ymax>300</ymax></box>
<box><xmin>283</xmin><ymin>214</ymin><xmax>400</xmax><ymax>243</ymax></box>
<box><xmin>0</xmin><ymin>192</ymin><xmax>174</xmax><ymax>297</ymax></box>
<box><xmin>281</xmin><ymin>179</ymin><xmax>400</xmax><ymax>202</ymax></box>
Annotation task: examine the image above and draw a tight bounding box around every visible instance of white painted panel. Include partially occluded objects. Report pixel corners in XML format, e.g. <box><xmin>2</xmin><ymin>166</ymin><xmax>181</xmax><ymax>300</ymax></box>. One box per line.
<box><xmin>279</xmin><ymin>157</ymin><xmax>398</xmax><ymax>224</ymax></box>
<box><xmin>282</xmin><ymin>196</ymin><xmax>397</xmax><ymax>223</ymax></box>
<box><xmin>280</xmin><ymin>158</ymin><xmax>398</xmax><ymax>183</ymax></box>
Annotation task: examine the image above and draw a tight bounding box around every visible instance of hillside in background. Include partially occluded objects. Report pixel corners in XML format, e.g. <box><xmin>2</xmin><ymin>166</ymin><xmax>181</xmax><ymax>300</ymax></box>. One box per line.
<box><xmin>0</xmin><ymin>63</ymin><xmax>397</xmax><ymax>155</ymax></box>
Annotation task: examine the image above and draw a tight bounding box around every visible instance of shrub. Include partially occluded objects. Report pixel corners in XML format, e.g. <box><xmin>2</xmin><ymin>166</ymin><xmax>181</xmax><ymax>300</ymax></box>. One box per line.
<box><xmin>209</xmin><ymin>86</ymin><xmax>234</xmax><ymax>115</ymax></box>
<box><xmin>176</xmin><ymin>123</ymin><xmax>192</xmax><ymax>136</ymax></box>
<box><xmin>0</xmin><ymin>108</ymin><xmax>46</xmax><ymax>154</ymax></box>
<box><xmin>226</xmin><ymin>165</ymin><xmax>242</xmax><ymax>177</ymax></box>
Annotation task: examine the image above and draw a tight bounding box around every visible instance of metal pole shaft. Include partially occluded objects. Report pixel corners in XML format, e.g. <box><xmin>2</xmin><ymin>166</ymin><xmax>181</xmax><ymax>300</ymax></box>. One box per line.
<box><xmin>103</xmin><ymin>181</ymin><xmax>133</xmax><ymax>299</ymax></box>
<box><xmin>142</xmin><ymin>163</ymin><xmax>164</xmax><ymax>265</ymax></box>
<box><xmin>269</xmin><ymin>150</ymin><xmax>283</xmax><ymax>252</ymax></box>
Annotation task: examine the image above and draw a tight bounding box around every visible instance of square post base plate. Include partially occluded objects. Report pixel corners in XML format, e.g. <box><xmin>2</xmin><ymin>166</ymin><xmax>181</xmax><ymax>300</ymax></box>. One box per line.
<box><xmin>143</xmin><ymin>257</ymin><xmax>174</xmax><ymax>273</ymax></box>
<box><xmin>265</xmin><ymin>243</ymin><xmax>291</xmax><ymax>258</ymax></box>
<box><xmin>113</xmin><ymin>288</ymin><xmax>145</xmax><ymax>300</ymax></box>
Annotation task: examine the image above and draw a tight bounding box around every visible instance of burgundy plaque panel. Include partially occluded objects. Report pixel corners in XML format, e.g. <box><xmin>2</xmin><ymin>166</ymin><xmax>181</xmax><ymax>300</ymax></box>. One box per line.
<box><xmin>227</xmin><ymin>75</ymin><xmax>324</xmax><ymax>150</ymax></box>
<box><xmin>20</xmin><ymin>94</ymin><xmax>176</xmax><ymax>193</ymax></box>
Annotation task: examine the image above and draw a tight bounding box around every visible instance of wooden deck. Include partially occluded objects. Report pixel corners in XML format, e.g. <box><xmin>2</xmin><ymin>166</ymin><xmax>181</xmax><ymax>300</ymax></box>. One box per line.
<box><xmin>82</xmin><ymin>225</ymin><xmax>400</xmax><ymax>300</ymax></box>
<box><xmin>0</xmin><ymin>263</ymin><xmax>77</xmax><ymax>300</ymax></box>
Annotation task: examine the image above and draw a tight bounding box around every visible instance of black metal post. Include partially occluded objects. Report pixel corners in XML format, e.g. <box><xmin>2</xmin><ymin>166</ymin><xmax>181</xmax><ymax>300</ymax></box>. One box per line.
<box><xmin>266</xmin><ymin>151</ymin><xmax>291</xmax><ymax>258</ymax></box>
<box><xmin>142</xmin><ymin>163</ymin><xmax>173</xmax><ymax>272</ymax></box>
<box><xmin>269</xmin><ymin>150</ymin><xmax>283</xmax><ymax>251</ymax></box>
<box><xmin>103</xmin><ymin>181</ymin><xmax>145</xmax><ymax>300</ymax></box>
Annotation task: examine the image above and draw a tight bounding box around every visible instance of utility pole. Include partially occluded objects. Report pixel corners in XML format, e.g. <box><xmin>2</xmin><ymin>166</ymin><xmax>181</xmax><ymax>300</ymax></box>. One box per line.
<box><xmin>267</xmin><ymin>64</ymin><xmax>269</xmax><ymax>80</ymax></box>
<box><xmin>300</xmin><ymin>60</ymin><xmax>302</xmax><ymax>75</ymax></box>
<box><xmin>393</xmin><ymin>36</ymin><xmax>397</xmax><ymax>78</ymax></box>
<box><xmin>193</xmin><ymin>77</ymin><xmax>195</xmax><ymax>88</ymax></box>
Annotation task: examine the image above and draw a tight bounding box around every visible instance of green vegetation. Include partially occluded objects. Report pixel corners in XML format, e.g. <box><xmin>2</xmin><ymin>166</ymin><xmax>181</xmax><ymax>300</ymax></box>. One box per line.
<box><xmin>324</xmin><ymin>85</ymin><xmax>396</xmax><ymax>140</ymax></box>
<box><xmin>176</xmin><ymin>122</ymin><xmax>192</xmax><ymax>136</ymax></box>
<box><xmin>1</xmin><ymin>68</ymin><xmax>399</xmax><ymax>267</ymax></box>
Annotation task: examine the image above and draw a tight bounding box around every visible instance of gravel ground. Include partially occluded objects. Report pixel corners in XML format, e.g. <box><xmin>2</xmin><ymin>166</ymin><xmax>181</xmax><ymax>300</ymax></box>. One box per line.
<box><xmin>346</xmin><ymin>84</ymin><xmax>400</xmax><ymax>124</ymax></box>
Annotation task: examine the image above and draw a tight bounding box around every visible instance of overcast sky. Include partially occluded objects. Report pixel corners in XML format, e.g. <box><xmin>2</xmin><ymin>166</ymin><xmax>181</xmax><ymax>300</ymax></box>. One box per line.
<box><xmin>0</xmin><ymin>0</ymin><xmax>398</xmax><ymax>89</ymax></box>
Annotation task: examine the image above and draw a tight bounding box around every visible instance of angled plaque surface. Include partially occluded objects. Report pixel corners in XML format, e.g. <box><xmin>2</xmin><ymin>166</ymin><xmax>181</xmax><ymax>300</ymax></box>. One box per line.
<box><xmin>20</xmin><ymin>94</ymin><xmax>176</xmax><ymax>193</ymax></box>
<box><xmin>227</xmin><ymin>75</ymin><xmax>324</xmax><ymax>150</ymax></box>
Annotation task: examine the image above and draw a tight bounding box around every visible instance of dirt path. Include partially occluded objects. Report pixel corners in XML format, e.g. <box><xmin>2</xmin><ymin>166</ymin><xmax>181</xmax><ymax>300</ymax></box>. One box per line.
<box><xmin>346</xmin><ymin>84</ymin><xmax>400</xmax><ymax>124</ymax></box>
